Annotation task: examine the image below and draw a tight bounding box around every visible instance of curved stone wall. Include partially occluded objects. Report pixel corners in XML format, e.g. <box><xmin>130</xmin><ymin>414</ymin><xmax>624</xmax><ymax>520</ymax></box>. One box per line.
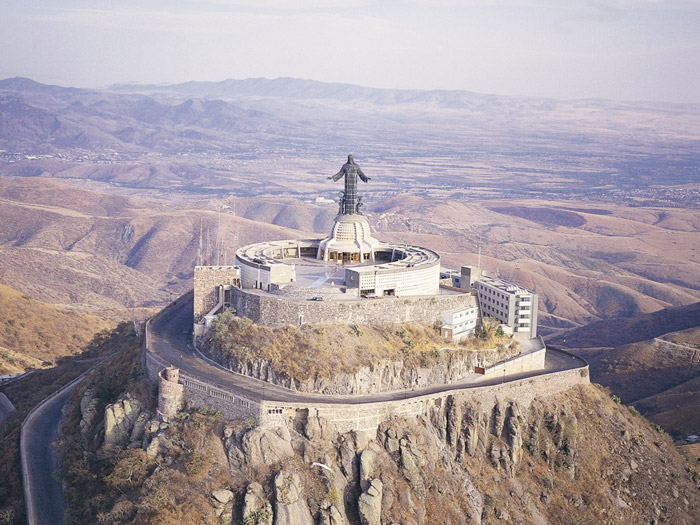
<box><xmin>259</xmin><ymin>363</ymin><xmax>589</xmax><ymax>434</ymax></box>
<box><xmin>231</xmin><ymin>286</ymin><xmax>477</xmax><ymax>327</ymax></box>
<box><xmin>145</xmin><ymin>312</ymin><xmax>589</xmax><ymax>435</ymax></box>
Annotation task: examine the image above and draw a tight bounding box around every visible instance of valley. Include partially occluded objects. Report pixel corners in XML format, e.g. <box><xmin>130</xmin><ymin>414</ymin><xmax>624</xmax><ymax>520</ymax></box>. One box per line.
<box><xmin>0</xmin><ymin>76</ymin><xmax>698</xmax><ymax>523</ymax></box>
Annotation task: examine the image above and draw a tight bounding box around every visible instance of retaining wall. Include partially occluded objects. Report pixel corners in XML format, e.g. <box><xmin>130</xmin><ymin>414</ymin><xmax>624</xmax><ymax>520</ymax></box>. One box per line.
<box><xmin>231</xmin><ymin>286</ymin><xmax>477</xmax><ymax>327</ymax></box>
<box><xmin>146</xmin><ymin>342</ymin><xmax>587</xmax><ymax>435</ymax></box>
<box><xmin>259</xmin><ymin>365</ymin><xmax>589</xmax><ymax>434</ymax></box>
<box><xmin>144</xmin><ymin>309</ymin><xmax>588</xmax><ymax>434</ymax></box>
<box><xmin>482</xmin><ymin>347</ymin><xmax>546</xmax><ymax>377</ymax></box>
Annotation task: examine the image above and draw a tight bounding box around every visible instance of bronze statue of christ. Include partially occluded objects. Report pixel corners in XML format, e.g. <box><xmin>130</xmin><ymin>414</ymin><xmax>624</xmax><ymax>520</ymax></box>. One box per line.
<box><xmin>328</xmin><ymin>154</ymin><xmax>370</xmax><ymax>215</ymax></box>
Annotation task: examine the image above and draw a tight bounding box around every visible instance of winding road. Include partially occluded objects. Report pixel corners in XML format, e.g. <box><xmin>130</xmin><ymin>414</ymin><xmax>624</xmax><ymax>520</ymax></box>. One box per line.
<box><xmin>21</xmin><ymin>357</ymin><xmax>111</xmax><ymax>525</ymax></box>
<box><xmin>19</xmin><ymin>292</ymin><xmax>586</xmax><ymax>524</ymax></box>
<box><xmin>149</xmin><ymin>294</ymin><xmax>587</xmax><ymax>404</ymax></box>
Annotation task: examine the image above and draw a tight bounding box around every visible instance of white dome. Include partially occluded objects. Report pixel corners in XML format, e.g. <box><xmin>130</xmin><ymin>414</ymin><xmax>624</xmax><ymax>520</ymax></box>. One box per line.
<box><xmin>317</xmin><ymin>214</ymin><xmax>381</xmax><ymax>262</ymax></box>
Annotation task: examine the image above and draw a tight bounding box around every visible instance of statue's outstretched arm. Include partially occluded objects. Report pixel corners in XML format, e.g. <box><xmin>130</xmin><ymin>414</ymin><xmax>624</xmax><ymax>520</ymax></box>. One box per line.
<box><xmin>357</xmin><ymin>167</ymin><xmax>370</xmax><ymax>183</ymax></box>
<box><xmin>329</xmin><ymin>168</ymin><xmax>345</xmax><ymax>182</ymax></box>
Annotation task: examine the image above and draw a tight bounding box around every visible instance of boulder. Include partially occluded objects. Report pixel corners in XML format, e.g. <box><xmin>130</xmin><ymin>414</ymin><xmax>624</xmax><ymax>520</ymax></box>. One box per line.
<box><xmin>243</xmin><ymin>482</ymin><xmax>273</xmax><ymax>525</ymax></box>
<box><xmin>104</xmin><ymin>396</ymin><xmax>142</xmax><ymax>446</ymax></box>
<box><xmin>145</xmin><ymin>434</ymin><xmax>164</xmax><ymax>458</ymax></box>
<box><xmin>360</xmin><ymin>444</ymin><xmax>382</xmax><ymax>491</ymax></box>
<box><xmin>273</xmin><ymin>467</ymin><xmax>314</xmax><ymax>525</ymax></box>
<box><xmin>211</xmin><ymin>489</ymin><xmax>234</xmax><ymax>523</ymax></box>
<box><xmin>212</xmin><ymin>489</ymin><xmax>234</xmax><ymax>504</ymax></box>
<box><xmin>358</xmin><ymin>478</ymin><xmax>383</xmax><ymax>525</ymax></box>
<box><xmin>242</xmin><ymin>426</ymin><xmax>294</xmax><ymax>469</ymax></box>
<box><xmin>130</xmin><ymin>412</ymin><xmax>149</xmax><ymax>444</ymax></box>
<box><xmin>304</xmin><ymin>414</ymin><xmax>338</xmax><ymax>442</ymax></box>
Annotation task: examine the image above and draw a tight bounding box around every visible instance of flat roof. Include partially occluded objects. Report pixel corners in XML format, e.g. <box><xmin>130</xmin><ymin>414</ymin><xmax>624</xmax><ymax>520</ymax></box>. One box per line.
<box><xmin>478</xmin><ymin>275</ymin><xmax>534</xmax><ymax>295</ymax></box>
<box><xmin>234</xmin><ymin>237</ymin><xmax>445</xmax><ymax>302</ymax></box>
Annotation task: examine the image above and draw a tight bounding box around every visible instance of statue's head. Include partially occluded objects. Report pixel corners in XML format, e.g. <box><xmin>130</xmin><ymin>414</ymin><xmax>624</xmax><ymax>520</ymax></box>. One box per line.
<box><xmin>347</xmin><ymin>154</ymin><xmax>355</xmax><ymax>164</ymax></box>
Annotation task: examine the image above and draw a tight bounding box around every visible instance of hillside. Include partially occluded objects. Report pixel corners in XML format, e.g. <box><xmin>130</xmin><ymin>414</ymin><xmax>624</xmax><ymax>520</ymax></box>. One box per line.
<box><xmin>0</xmin><ymin>177</ymin><xmax>318</xmax><ymax>315</ymax></box>
<box><xmin>548</xmin><ymin>307</ymin><xmax>700</xmax><ymax>439</ymax></box>
<box><xmin>2</xmin><ymin>77</ymin><xmax>699</xmax><ymax>206</ymax></box>
<box><xmin>57</xmin><ymin>343</ymin><xmax>700</xmax><ymax>524</ymax></box>
<box><xmin>1</xmin><ymin>77</ymin><xmax>699</xmax><ymax>332</ymax></box>
<box><xmin>0</xmin><ymin>322</ymin><xmax>139</xmax><ymax>524</ymax></box>
<box><xmin>0</xmin><ymin>283</ymin><xmax>112</xmax><ymax>374</ymax></box>
<box><xmin>202</xmin><ymin>312</ymin><xmax>516</xmax><ymax>394</ymax></box>
<box><xmin>1</xmin><ymin>176</ymin><xmax>698</xmax><ymax>336</ymax></box>
<box><xmin>547</xmin><ymin>301</ymin><xmax>700</xmax><ymax>349</ymax></box>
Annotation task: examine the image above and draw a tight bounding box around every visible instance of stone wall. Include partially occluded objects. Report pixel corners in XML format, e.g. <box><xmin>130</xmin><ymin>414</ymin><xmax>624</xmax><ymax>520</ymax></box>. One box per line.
<box><xmin>193</xmin><ymin>266</ymin><xmax>241</xmax><ymax>321</ymax></box>
<box><xmin>145</xmin><ymin>314</ymin><xmax>588</xmax><ymax>435</ymax></box>
<box><xmin>145</xmin><ymin>350</ymin><xmax>260</xmax><ymax>421</ymax></box>
<box><xmin>260</xmin><ymin>364</ymin><xmax>590</xmax><ymax>434</ymax></box>
<box><xmin>231</xmin><ymin>286</ymin><xmax>477</xmax><ymax>327</ymax></box>
<box><xmin>482</xmin><ymin>347</ymin><xmax>546</xmax><ymax>377</ymax></box>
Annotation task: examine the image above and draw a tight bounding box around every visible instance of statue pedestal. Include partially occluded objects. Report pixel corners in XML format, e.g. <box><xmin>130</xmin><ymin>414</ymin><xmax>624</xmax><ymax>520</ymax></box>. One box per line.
<box><xmin>317</xmin><ymin>214</ymin><xmax>381</xmax><ymax>263</ymax></box>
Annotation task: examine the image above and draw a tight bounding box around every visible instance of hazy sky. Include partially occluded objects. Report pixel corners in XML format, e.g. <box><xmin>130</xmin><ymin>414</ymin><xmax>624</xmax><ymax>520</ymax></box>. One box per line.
<box><xmin>1</xmin><ymin>0</ymin><xmax>699</xmax><ymax>102</ymax></box>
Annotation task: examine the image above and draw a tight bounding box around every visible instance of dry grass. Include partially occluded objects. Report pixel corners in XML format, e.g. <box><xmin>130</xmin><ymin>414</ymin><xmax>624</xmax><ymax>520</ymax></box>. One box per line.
<box><xmin>0</xmin><ymin>322</ymin><xmax>126</xmax><ymax>525</ymax></box>
<box><xmin>0</xmin><ymin>283</ymin><xmax>113</xmax><ymax>374</ymax></box>
<box><xmin>204</xmin><ymin>311</ymin><xmax>514</xmax><ymax>382</ymax></box>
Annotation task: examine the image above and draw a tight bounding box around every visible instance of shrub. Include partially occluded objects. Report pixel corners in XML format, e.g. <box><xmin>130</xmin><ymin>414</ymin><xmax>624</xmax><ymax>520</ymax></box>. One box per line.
<box><xmin>184</xmin><ymin>452</ymin><xmax>210</xmax><ymax>476</ymax></box>
<box><xmin>104</xmin><ymin>449</ymin><xmax>155</xmax><ymax>491</ymax></box>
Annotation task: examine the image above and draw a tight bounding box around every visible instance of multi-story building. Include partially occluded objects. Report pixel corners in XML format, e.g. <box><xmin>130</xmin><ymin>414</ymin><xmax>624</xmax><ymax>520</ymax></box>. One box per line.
<box><xmin>474</xmin><ymin>274</ymin><xmax>538</xmax><ymax>339</ymax></box>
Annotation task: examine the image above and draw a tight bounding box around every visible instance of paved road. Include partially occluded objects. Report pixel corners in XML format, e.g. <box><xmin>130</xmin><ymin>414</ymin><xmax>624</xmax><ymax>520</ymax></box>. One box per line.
<box><xmin>21</xmin><ymin>357</ymin><xmax>111</xmax><ymax>525</ymax></box>
<box><xmin>21</xmin><ymin>384</ymin><xmax>73</xmax><ymax>525</ymax></box>
<box><xmin>150</xmin><ymin>295</ymin><xmax>587</xmax><ymax>404</ymax></box>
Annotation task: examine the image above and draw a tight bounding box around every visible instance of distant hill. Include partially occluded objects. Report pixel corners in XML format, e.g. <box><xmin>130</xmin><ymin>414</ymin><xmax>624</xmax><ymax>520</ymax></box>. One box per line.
<box><xmin>111</xmin><ymin>76</ymin><xmax>510</xmax><ymax>109</ymax></box>
<box><xmin>549</xmin><ymin>306</ymin><xmax>700</xmax><ymax>438</ymax></box>
<box><xmin>547</xmin><ymin>301</ymin><xmax>700</xmax><ymax>348</ymax></box>
<box><xmin>110</xmin><ymin>76</ymin><xmax>700</xmax><ymax>113</ymax></box>
<box><xmin>0</xmin><ymin>283</ymin><xmax>112</xmax><ymax>374</ymax></box>
<box><xmin>0</xmin><ymin>77</ymin><xmax>292</xmax><ymax>155</ymax></box>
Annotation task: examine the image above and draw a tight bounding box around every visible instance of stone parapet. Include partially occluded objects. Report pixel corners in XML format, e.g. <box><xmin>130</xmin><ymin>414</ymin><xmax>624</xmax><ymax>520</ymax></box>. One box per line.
<box><xmin>146</xmin><ymin>350</ymin><xmax>261</xmax><ymax>422</ymax></box>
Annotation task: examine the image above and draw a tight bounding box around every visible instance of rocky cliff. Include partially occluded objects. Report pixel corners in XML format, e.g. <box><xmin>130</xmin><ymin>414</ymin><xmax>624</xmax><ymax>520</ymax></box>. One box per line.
<box><xmin>60</xmin><ymin>369</ymin><xmax>700</xmax><ymax>524</ymax></box>
<box><xmin>204</xmin><ymin>348</ymin><xmax>519</xmax><ymax>395</ymax></box>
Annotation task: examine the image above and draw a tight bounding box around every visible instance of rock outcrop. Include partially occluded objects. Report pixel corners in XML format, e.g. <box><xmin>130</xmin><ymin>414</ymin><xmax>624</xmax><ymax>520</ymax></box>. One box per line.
<box><xmin>211</xmin><ymin>489</ymin><xmax>234</xmax><ymax>524</ymax></box>
<box><xmin>241</xmin><ymin>426</ymin><xmax>295</xmax><ymax>469</ymax></box>
<box><xmin>358</xmin><ymin>478</ymin><xmax>383</xmax><ymax>525</ymax></box>
<box><xmin>79</xmin><ymin>388</ymin><xmax>100</xmax><ymax>437</ymax></box>
<box><xmin>104</xmin><ymin>395</ymin><xmax>143</xmax><ymax>446</ymax></box>
<box><xmin>64</xmin><ymin>378</ymin><xmax>700</xmax><ymax>525</ymax></box>
<box><xmin>243</xmin><ymin>482</ymin><xmax>273</xmax><ymax>525</ymax></box>
<box><xmin>202</xmin><ymin>342</ymin><xmax>520</xmax><ymax>395</ymax></box>
<box><xmin>273</xmin><ymin>467</ymin><xmax>314</xmax><ymax>525</ymax></box>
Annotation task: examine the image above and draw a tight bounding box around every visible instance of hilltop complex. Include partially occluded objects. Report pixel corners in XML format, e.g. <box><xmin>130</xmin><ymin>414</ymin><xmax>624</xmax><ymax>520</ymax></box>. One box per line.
<box><xmin>193</xmin><ymin>155</ymin><xmax>538</xmax><ymax>343</ymax></box>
